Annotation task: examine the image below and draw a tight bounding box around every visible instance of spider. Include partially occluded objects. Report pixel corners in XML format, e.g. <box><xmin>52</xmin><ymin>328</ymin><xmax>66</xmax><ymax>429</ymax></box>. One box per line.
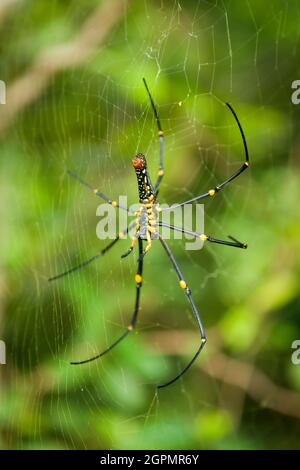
<box><xmin>49</xmin><ymin>78</ymin><xmax>249</xmax><ymax>388</ymax></box>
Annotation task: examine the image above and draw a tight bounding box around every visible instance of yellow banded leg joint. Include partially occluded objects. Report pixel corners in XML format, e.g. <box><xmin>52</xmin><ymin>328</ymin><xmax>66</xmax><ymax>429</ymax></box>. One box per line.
<box><xmin>199</xmin><ymin>234</ymin><xmax>208</xmax><ymax>241</ymax></box>
<box><xmin>158</xmin><ymin>169</ymin><xmax>164</xmax><ymax>176</ymax></box>
<box><xmin>179</xmin><ymin>280</ymin><xmax>187</xmax><ymax>289</ymax></box>
<box><xmin>208</xmin><ymin>189</ymin><xmax>215</xmax><ymax>197</ymax></box>
<box><xmin>111</xmin><ymin>200</ymin><xmax>117</xmax><ymax>208</ymax></box>
<box><xmin>135</xmin><ymin>274</ymin><xmax>142</xmax><ymax>284</ymax></box>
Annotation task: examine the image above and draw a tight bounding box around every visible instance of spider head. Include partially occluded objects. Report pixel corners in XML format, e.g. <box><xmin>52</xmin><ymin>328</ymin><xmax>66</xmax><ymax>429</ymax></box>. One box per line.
<box><xmin>132</xmin><ymin>153</ymin><xmax>146</xmax><ymax>170</ymax></box>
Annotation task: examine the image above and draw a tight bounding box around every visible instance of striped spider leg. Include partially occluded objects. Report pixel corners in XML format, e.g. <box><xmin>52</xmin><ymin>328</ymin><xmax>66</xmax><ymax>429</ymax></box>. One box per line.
<box><xmin>48</xmin><ymin>222</ymin><xmax>136</xmax><ymax>282</ymax></box>
<box><xmin>48</xmin><ymin>167</ymin><xmax>136</xmax><ymax>283</ymax></box>
<box><xmin>142</xmin><ymin>78</ymin><xmax>165</xmax><ymax>193</ymax></box>
<box><xmin>159</xmin><ymin>222</ymin><xmax>247</xmax><ymax>249</ymax></box>
<box><xmin>160</xmin><ymin>102</ymin><xmax>249</xmax><ymax>212</ymax></box>
<box><xmin>158</xmin><ymin>235</ymin><xmax>207</xmax><ymax>389</ymax></box>
<box><xmin>67</xmin><ymin>170</ymin><xmax>135</xmax><ymax>214</ymax></box>
<box><xmin>156</xmin><ymin>224</ymin><xmax>247</xmax><ymax>387</ymax></box>
<box><xmin>70</xmin><ymin>238</ymin><xmax>144</xmax><ymax>365</ymax></box>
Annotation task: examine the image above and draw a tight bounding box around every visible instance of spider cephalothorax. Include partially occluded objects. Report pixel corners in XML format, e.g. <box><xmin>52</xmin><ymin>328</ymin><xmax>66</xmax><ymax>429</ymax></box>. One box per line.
<box><xmin>49</xmin><ymin>78</ymin><xmax>249</xmax><ymax>389</ymax></box>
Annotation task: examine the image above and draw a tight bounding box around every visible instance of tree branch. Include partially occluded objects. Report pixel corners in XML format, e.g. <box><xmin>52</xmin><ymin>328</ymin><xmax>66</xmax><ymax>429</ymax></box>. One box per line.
<box><xmin>0</xmin><ymin>0</ymin><xmax>20</xmax><ymax>27</ymax></box>
<box><xmin>0</xmin><ymin>0</ymin><xmax>126</xmax><ymax>137</ymax></box>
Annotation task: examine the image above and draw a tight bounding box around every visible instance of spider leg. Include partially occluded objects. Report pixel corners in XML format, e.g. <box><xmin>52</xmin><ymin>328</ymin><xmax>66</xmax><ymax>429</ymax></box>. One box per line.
<box><xmin>70</xmin><ymin>238</ymin><xmax>144</xmax><ymax>365</ymax></box>
<box><xmin>67</xmin><ymin>170</ymin><xmax>135</xmax><ymax>214</ymax></box>
<box><xmin>121</xmin><ymin>235</ymin><xmax>138</xmax><ymax>258</ymax></box>
<box><xmin>138</xmin><ymin>228</ymin><xmax>153</xmax><ymax>261</ymax></box>
<box><xmin>161</xmin><ymin>102</ymin><xmax>249</xmax><ymax>212</ymax></box>
<box><xmin>158</xmin><ymin>222</ymin><xmax>247</xmax><ymax>249</ymax></box>
<box><xmin>142</xmin><ymin>78</ymin><xmax>164</xmax><ymax>193</ymax></box>
<box><xmin>158</xmin><ymin>236</ymin><xmax>206</xmax><ymax>389</ymax></box>
<box><xmin>48</xmin><ymin>223</ymin><xmax>135</xmax><ymax>282</ymax></box>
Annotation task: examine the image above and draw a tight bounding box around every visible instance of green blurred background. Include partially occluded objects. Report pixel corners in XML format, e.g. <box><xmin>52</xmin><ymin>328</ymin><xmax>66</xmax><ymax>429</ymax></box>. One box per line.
<box><xmin>1</xmin><ymin>0</ymin><xmax>300</xmax><ymax>450</ymax></box>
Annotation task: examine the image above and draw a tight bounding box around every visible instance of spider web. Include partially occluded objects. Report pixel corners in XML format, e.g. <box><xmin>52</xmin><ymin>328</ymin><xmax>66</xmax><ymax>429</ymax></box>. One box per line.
<box><xmin>2</xmin><ymin>0</ymin><xmax>298</xmax><ymax>451</ymax></box>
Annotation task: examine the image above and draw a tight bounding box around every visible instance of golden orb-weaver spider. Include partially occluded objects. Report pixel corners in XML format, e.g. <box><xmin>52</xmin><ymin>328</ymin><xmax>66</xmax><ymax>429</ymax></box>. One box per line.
<box><xmin>49</xmin><ymin>78</ymin><xmax>249</xmax><ymax>388</ymax></box>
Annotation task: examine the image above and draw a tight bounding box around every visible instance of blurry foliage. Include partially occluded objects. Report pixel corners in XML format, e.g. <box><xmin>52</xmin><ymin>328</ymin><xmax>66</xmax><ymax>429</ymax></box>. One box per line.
<box><xmin>1</xmin><ymin>0</ymin><xmax>300</xmax><ymax>450</ymax></box>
